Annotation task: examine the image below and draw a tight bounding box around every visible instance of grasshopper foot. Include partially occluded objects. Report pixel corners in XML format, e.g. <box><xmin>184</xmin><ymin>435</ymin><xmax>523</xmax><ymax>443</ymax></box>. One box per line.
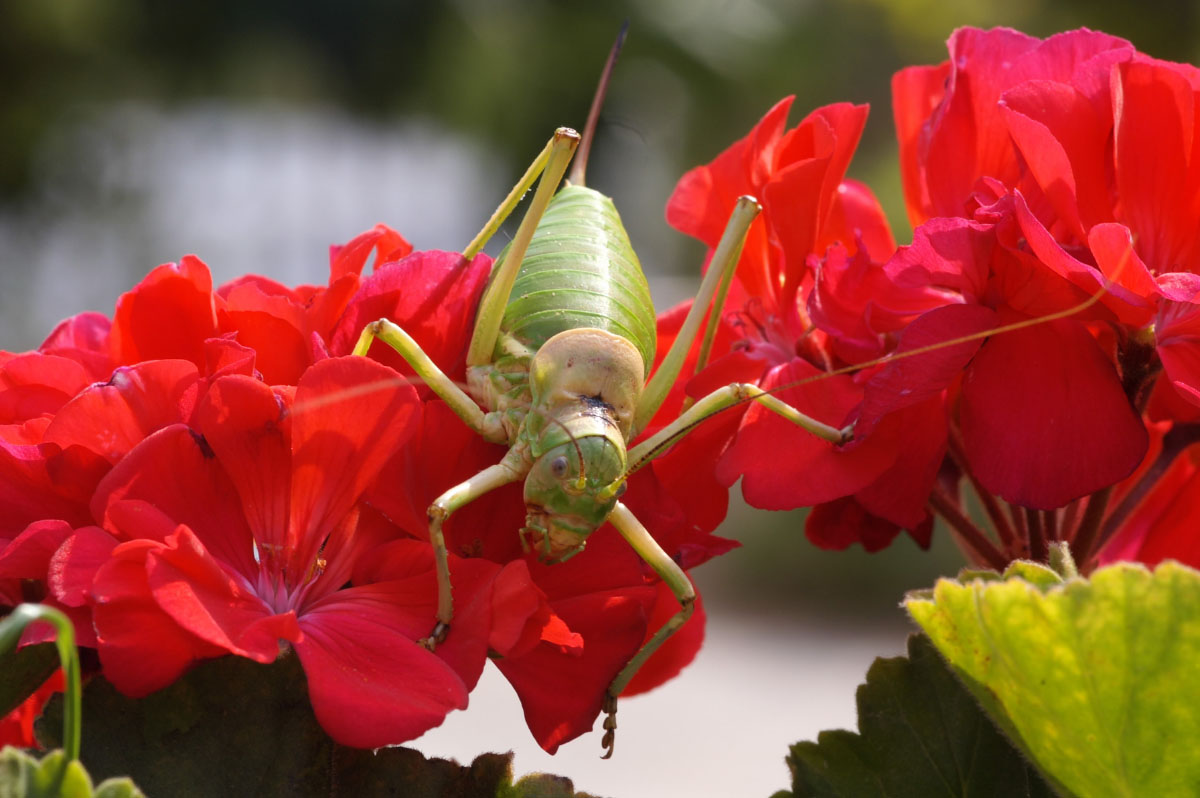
<box><xmin>600</xmin><ymin>692</ymin><xmax>617</xmax><ymax>759</ymax></box>
<box><xmin>418</xmin><ymin>621</ymin><xmax>450</xmax><ymax>651</ymax></box>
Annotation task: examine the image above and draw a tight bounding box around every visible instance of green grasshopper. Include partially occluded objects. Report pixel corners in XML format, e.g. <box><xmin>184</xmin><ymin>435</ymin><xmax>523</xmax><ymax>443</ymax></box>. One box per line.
<box><xmin>352</xmin><ymin>34</ymin><xmax>849</xmax><ymax>757</ymax></box>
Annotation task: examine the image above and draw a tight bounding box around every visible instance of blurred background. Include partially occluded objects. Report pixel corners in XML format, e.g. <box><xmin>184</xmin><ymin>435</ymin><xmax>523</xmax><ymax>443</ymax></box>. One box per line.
<box><xmin>3</xmin><ymin>2</ymin><xmax>1196</xmax><ymax>795</ymax></box>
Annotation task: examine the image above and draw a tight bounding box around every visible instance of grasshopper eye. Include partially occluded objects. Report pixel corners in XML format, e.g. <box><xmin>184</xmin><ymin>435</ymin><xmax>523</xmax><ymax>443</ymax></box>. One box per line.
<box><xmin>551</xmin><ymin>456</ymin><xmax>570</xmax><ymax>478</ymax></box>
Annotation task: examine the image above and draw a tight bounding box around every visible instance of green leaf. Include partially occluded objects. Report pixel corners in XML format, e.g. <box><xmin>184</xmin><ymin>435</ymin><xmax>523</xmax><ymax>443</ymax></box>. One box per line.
<box><xmin>0</xmin><ymin>747</ymin><xmax>144</xmax><ymax>798</ymax></box>
<box><xmin>907</xmin><ymin>560</ymin><xmax>1200</xmax><ymax>798</ymax></box>
<box><xmin>0</xmin><ymin>644</ymin><xmax>58</xmax><ymax>718</ymax></box>
<box><xmin>781</xmin><ymin>634</ymin><xmax>1054</xmax><ymax>798</ymax></box>
<box><xmin>36</xmin><ymin>653</ymin><xmax>596</xmax><ymax>797</ymax></box>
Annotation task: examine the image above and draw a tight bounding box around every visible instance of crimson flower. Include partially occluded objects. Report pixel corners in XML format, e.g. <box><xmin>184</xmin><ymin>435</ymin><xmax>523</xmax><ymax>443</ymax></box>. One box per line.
<box><xmin>665</xmin><ymin>96</ymin><xmax>939</xmax><ymax>552</ymax></box>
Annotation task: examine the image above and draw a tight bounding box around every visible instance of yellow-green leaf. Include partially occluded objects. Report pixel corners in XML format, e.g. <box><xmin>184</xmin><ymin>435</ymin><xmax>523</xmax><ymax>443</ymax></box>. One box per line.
<box><xmin>907</xmin><ymin>560</ymin><xmax>1200</xmax><ymax>798</ymax></box>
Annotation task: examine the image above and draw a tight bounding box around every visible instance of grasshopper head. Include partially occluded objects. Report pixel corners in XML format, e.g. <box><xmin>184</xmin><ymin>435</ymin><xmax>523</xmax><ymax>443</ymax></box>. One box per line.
<box><xmin>521</xmin><ymin>431</ymin><xmax>627</xmax><ymax>563</ymax></box>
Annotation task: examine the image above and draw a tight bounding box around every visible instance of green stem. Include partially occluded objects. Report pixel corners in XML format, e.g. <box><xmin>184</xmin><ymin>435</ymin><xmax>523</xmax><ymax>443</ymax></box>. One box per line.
<box><xmin>0</xmin><ymin>604</ymin><xmax>82</xmax><ymax>762</ymax></box>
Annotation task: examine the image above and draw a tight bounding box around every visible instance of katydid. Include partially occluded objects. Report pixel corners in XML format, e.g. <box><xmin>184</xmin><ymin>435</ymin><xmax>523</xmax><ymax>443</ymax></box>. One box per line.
<box><xmin>352</xmin><ymin>31</ymin><xmax>850</xmax><ymax>757</ymax></box>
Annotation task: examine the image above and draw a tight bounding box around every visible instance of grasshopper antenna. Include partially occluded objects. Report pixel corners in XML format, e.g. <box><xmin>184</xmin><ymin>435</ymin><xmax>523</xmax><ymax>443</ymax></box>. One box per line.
<box><xmin>568</xmin><ymin>20</ymin><xmax>629</xmax><ymax>188</ymax></box>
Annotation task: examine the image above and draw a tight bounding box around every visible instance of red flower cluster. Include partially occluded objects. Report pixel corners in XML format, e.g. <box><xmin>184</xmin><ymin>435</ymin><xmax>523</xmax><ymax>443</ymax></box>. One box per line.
<box><xmin>666</xmin><ymin>27</ymin><xmax>1200</xmax><ymax>569</ymax></box>
<box><xmin>3</xmin><ymin>23</ymin><xmax>1199</xmax><ymax>758</ymax></box>
<box><xmin>0</xmin><ymin>224</ymin><xmax>733</xmax><ymax>753</ymax></box>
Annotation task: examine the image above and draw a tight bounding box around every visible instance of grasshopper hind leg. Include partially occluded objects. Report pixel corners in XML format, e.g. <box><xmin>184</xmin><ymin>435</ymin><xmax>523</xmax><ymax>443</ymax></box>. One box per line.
<box><xmin>602</xmin><ymin>501</ymin><xmax>698</xmax><ymax>758</ymax></box>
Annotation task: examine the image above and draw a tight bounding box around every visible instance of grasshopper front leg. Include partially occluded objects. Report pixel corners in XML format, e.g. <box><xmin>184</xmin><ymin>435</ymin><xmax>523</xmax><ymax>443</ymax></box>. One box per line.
<box><xmin>634</xmin><ymin>195</ymin><xmax>762</xmax><ymax>435</ymax></box>
<box><xmin>602</xmin><ymin>501</ymin><xmax>697</xmax><ymax>759</ymax></box>
<box><xmin>627</xmin><ymin>382</ymin><xmax>853</xmax><ymax>471</ymax></box>
<box><xmin>422</xmin><ymin>452</ymin><xmax>528</xmax><ymax>647</ymax></box>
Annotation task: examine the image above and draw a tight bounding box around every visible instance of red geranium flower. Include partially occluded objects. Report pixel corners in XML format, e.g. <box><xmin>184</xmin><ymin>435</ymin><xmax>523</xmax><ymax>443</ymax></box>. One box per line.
<box><xmin>665</xmin><ymin>97</ymin><xmax>937</xmax><ymax>552</ymax></box>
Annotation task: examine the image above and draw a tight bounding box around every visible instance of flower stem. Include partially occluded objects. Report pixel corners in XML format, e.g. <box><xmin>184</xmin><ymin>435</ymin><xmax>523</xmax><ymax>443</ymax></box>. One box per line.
<box><xmin>928</xmin><ymin>486</ymin><xmax>1008</xmax><ymax>570</ymax></box>
<box><xmin>946</xmin><ymin>429</ymin><xmax>1017</xmax><ymax>548</ymax></box>
<box><xmin>1025</xmin><ymin>507</ymin><xmax>1047</xmax><ymax>562</ymax></box>
<box><xmin>1097</xmin><ymin>422</ymin><xmax>1200</xmax><ymax>549</ymax></box>
<box><xmin>1070</xmin><ymin>485</ymin><xmax>1113</xmax><ymax>569</ymax></box>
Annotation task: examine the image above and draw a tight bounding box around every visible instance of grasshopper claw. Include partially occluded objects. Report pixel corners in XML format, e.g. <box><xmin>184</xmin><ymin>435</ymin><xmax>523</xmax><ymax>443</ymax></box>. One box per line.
<box><xmin>600</xmin><ymin>692</ymin><xmax>618</xmax><ymax>759</ymax></box>
<box><xmin>418</xmin><ymin>621</ymin><xmax>450</xmax><ymax>651</ymax></box>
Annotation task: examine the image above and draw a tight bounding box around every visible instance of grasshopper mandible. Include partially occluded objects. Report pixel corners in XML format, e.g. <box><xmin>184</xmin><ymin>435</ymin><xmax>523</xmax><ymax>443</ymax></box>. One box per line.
<box><xmin>352</xmin><ymin>32</ymin><xmax>850</xmax><ymax>757</ymax></box>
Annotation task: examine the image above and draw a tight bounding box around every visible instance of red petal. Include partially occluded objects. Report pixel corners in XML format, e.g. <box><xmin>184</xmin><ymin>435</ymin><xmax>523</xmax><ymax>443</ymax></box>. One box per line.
<box><xmin>854</xmin><ymin>397</ymin><xmax>946</xmax><ymax>531</ymax></box>
<box><xmin>493</xmin><ymin>584</ymin><xmax>656</xmax><ymax>753</ymax></box>
<box><xmin>194</xmin><ymin>375</ymin><xmax>292</xmax><ymax>556</ymax></box>
<box><xmin>38</xmin><ymin>312</ymin><xmax>113</xmax><ymax>380</ymax></box>
<box><xmin>329</xmin><ymin>223</ymin><xmax>413</xmax><ymax>281</ymax></box>
<box><xmin>91</xmin><ymin>424</ymin><xmax>257</xmax><ymax>578</ymax></box>
<box><xmin>110</xmin><ymin>256</ymin><xmax>219</xmax><ymax>369</ymax></box>
<box><xmin>1100</xmin><ymin>449</ymin><xmax>1200</xmax><ymax>567</ymax></box>
<box><xmin>146</xmin><ymin>526</ymin><xmax>296</xmax><ymax>662</ymax></box>
<box><xmin>805</xmin><ymin>497</ymin><xmax>905</xmax><ymax>552</ymax></box>
<box><xmin>858</xmin><ymin>303</ymin><xmax>997</xmax><ymax>437</ymax></box>
<box><xmin>718</xmin><ymin>360</ymin><xmax>895</xmax><ymax>509</ymax></box>
<box><xmin>294</xmin><ymin>549</ymin><xmax>498</xmax><ymax>748</ymax></box>
<box><xmin>328</xmin><ymin>251</ymin><xmax>492</xmax><ymax>393</ymax></box>
<box><xmin>218</xmin><ymin>282</ymin><xmax>310</xmax><ymax>385</ymax></box>
<box><xmin>49</xmin><ymin>526</ymin><xmax>119</xmax><ymax>607</ymax></box>
<box><xmin>0</xmin><ymin>354</ymin><xmax>91</xmax><ymax>424</ymax></box>
<box><xmin>44</xmin><ymin>360</ymin><xmax>201</xmax><ymax>463</ymax></box>
<box><xmin>1114</xmin><ymin>60</ymin><xmax>1200</xmax><ymax>274</ymax></box>
<box><xmin>367</xmin><ymin>400</ymin><xmax>526</xmax><ymax>564</ymax></box>
<box><xmin>960</xmin><ymin>319</ymin><xmax>1148</xmax><ymax>508</ymax></box>
<box><xmin>91</xmin><ymin>539</ymin><xmax>228</xmax><ymax>697</ymax></box>
<box><xmin>287</xmin><ymin>357</ymin><xmax>421</xmax><ymax>573</ymax></box>
<box><xmin>892</xmin><ymin>62</ymin><xmax>951</xmax><ymax>226</ymax></box>
<box><xmin>0</xmin><ymin>520</ymin><xmax>73</xmax><ymax>580</ymax></box>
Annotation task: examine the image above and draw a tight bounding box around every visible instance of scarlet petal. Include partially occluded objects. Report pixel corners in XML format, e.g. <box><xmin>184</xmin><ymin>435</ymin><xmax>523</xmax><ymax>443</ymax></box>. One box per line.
<box><xmin>892</xmin><ymin>62</ymin><xmax>951</xmax><ymax>226</ymax></box>
<box><xmin>91</xmin><ymin>425</ymin><xmax>257</xmax><ymax>577</ymax></box>
<box><xmin>218</xmin><ymin>282</ymin><xmax>310</xmax><ymax>385</ymax></box>
<box><xmin>328</xmin><ymin>250</ymin><xmax>492</xmax><ymax>392</ymax></box>
<box><xmin>718</xmin><ymin>360</ymin><xmax>895</xmax><ymax>509</ymax></box>
<box><xmin>367</xmin><ymin>400</ymin><xmax>525</xmax><ymax>563</ymax></box>
<box><xmin>92</xmin><ymin>540</ymin><xmax>227</xmax><ymax>697</ymax></box>
<box><xmin>194</xmin><ymin>375</ymin><xmax>292</xmax><ymax>555</ymax></box>
<box><xmin>287</xmin><ymin>357</ymin><xmax>420</xmax><ymax>570</ymax></box>
<box><xmin>493</xmin><ymin>585</ymin><xmax>656</xmax><ymax>754</ymax></box>
<box><xmin>1157</xmin><ymin>286</ymin><xmax>1200</xmax><ymax>407</ymax></box>
<box><xmin>0</xmin><ymin>354</ymin><xmax>91</xmax><ymax>424</ymax></box>
<box><xmin>329</xmin><ymin>223</ymin><xmax>412</xmax><ymax>281</ymax></box>
<box><xmin>294</xmin><ymin>553</ymin><xmax>498</xmax><ymax>748</ymax></box>
<box><xmin>1114</xmin><ymin>60</ymin><xmax>1200</xmax><ymax>273</ymax></box>
<box><xmin>854</xmin><ymin>397</ymin><xmax>946</xmax><ymax>532</ymax></box>
<box><xmin>1100</xmin><ymin>451</ymin><xmax>1200</xmax><ymax>567</ymax></box>
<box><xmin>806</xmin><ymin>497</ymin><xmax>905</xmax><ymax>552</ymax></box>
<box><xmin>858</xmin><ymin>303</ymin><xmax>996</xmax><ymax>437</ymax></box>
<box><xmin>0</xmin><ymin>520</ymin><xmax>73</xmax><ymax>580</ymax></box>
<box><xmin>146</xmin><ymin>527</ymin><xmax>297</xmax><ymax>663</ymax></box>
<box><xmin>960</xmin><ymin>319</ymin><xmax>1148</xmax><ymax>508</ymax></box>
<box><xmin>49</xmin><ymin>526</ymin><xmax>119</xmax><ymax>607</ymax></box>
<box><xmin>44</xmin><ymin>360</ymin><xmax>201</xmax><ymax>463</ymax></box>
<box><xmin>110</xmin><ymin>256</ymin><xmax>219</xmax><ymax>369</ymax></box>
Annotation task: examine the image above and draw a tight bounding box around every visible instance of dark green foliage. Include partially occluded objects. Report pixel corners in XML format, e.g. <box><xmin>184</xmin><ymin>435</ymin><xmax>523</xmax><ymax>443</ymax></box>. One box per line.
<box><xmin>778</xmin><ymin>635</ymin><xmax>1055</xmax><ymax>798</ymax></box>
<box><xmin>0</xmin><ymin>644</ymin><xmax>57</xmax><ymax>718</ymax></box>
<box><xmin>35</xmin><ymin>653</ymin><xmax>596</xmax><ymax>798</ymax></box>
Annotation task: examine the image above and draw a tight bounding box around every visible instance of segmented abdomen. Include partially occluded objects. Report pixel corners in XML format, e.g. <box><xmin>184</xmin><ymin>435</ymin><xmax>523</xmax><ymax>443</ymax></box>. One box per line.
<box><xmin>496</xmin><ymin>184</ymin><xmax>657</xmax><ymax>378</ymax></box>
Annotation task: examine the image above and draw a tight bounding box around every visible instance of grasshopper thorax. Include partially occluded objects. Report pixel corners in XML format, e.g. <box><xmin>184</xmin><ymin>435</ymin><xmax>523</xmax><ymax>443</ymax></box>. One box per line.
<box><xmin>518</xmin><ymin>329</ymin><xmax>643</xmax><ymax>562</ymax></box>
